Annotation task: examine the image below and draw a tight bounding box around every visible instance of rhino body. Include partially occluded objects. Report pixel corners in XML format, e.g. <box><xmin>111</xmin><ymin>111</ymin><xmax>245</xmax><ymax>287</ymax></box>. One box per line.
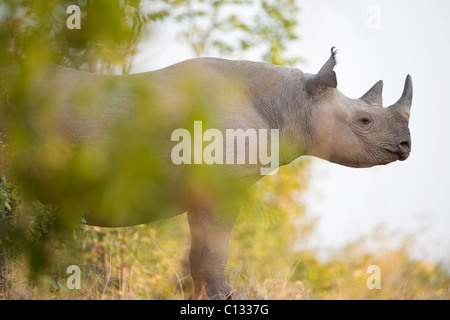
<box><xmin>0</xmin><ymin>48</ymin><xmax>412</xmax><ymax>299</ymax></box>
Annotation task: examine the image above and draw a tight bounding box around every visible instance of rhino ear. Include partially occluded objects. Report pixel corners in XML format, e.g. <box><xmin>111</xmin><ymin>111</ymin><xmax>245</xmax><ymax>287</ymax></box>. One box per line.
<box><xmin>360</xmin><ymin>80</ymin><xmax>383</xmax><ymax>106</ymax></box>
<box><xmin>306</xmin><ymin>47</ymin><xmax>338</xmax><ymax>96</ymax></box>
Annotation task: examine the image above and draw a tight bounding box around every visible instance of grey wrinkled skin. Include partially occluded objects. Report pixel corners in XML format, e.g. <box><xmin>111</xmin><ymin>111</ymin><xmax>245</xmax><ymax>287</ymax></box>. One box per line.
<box><xmin>0</xmin><ymin>48</ymin><xmax>412</xmax><ymax>299</ymax></box>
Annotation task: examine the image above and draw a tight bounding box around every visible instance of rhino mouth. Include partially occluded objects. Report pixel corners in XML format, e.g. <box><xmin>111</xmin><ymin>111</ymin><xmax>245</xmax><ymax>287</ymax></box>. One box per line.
<box><xmin>382</xmin><ymin>148</ymin><xmax>408</xmax><ymax>161</ymax></box>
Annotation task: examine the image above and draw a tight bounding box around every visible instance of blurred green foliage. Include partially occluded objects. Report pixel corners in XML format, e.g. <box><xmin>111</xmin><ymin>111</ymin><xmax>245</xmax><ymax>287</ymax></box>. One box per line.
<box><xmin>168</xmin><ymin>0</ymin><xmax>300</xmax><ymax>65</ymax></box>
<box><xmin>0</xmin><ymin>0</ymin><xmax>448</xmax><ymax>301</ymax></box>
<box><xmin>0</xmin><ymin>0</ymin><xmax>300</xmax><ymax>71</ymax></box>
<box><xmin>0</xmin><ymin>0</ymin><xmax>153</xmax><ymax>73</ymax></box>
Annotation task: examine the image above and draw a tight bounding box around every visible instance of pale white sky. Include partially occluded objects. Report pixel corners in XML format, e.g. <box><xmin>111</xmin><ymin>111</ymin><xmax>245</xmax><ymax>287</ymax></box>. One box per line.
<box><xmin>132</xmin><ymin>0</ymin><xmax>450</xmax><ymax>265</ymax></box>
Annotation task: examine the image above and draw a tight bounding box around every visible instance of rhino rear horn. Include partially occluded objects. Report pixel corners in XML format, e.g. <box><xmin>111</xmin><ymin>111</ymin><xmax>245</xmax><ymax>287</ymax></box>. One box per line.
<box><xmin>360</xmin><ymin>80</ymin><xmax>383</xmax><ymax>106</ymax></box>
<box><xmin>306</xmin><ymin>47</ymin><xmax>338</xmax><ymax>96</ymax></box>
<box><xmin>390</xmin><ymin>75</ymin><xmax>413</xmax><ymax>119</ymax></box>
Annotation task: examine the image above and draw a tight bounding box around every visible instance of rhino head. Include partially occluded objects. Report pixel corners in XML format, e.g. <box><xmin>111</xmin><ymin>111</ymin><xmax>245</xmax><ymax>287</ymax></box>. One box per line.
<box><xmin>301</xmin><ymin>47</ymin><xmax>413</xmax><ymax>168</ymax></box>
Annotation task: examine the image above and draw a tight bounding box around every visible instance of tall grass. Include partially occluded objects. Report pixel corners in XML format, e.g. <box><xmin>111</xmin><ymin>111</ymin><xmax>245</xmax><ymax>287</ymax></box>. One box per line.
<box><xmin>1</xmin><ymin>212</ymin><xmax>448</xmax><ymax>300</ymax></box>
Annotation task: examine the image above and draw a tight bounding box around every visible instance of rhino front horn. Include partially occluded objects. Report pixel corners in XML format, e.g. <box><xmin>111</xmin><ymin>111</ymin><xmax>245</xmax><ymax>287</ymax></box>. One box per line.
<box><xmin>390</xmin><ymin>74</ymin><xmax>413</xmax><ymax>119</ymax></box>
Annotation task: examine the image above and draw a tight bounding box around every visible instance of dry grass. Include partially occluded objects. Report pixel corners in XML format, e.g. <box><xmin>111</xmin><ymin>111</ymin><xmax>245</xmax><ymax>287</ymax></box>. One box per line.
<box><xmin>1</xmin><ymin>220</ymin><xmax>449</xmax><ymax>300</ymax></box>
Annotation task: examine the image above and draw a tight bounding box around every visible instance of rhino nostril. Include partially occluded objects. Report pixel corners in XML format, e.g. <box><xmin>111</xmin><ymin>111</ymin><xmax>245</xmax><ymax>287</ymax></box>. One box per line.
<box><xmin>400</xmin><ymin>140</ymin><xmax>411</xmax><ymax>150</ymax></box>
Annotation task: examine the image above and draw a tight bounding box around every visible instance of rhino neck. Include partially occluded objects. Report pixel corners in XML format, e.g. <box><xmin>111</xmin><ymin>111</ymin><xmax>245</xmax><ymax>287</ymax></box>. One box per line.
<box><xmin>244</xmin><ymin>65</ymin><xmax>312</xmax><ymax>166</ymax></box>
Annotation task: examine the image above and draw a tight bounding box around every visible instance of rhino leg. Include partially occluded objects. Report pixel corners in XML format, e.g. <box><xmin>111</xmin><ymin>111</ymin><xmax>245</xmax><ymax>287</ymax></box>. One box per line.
<box><xmin>187</xmin><ymin>207</ymin><xmax>239</xmax><ymax>300</ymax></box>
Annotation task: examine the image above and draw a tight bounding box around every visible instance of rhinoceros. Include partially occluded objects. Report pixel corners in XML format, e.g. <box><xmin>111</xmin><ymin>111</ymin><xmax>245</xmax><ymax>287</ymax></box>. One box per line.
<box><xmin>0</xmin><ymin>47</ymin><xmax>412</xmax><ymax>299</ymax></box>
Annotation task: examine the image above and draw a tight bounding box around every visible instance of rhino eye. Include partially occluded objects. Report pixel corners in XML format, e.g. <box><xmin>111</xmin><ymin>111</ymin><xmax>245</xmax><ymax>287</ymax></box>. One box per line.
<box><xmin>359</xmin><ymin>117</ymin><xmax>372</xmax><ymax>125</ymax></box>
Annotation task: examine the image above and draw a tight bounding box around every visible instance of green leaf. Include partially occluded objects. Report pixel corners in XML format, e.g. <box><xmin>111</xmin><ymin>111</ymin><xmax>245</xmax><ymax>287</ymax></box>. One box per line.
<box><xmin>45</xmin><ymin>276</ymin><xmax>59</xmax><ymax>290</ymax></box>
<box><xmin>57</xmin><ymin>280</ymin><xmax>68</xmax><ymax>291</ymax></box>
<box><xmin>11</xmin><ymin>188</ymin><xmax>20</xmax><ymax>201</ymax></box>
